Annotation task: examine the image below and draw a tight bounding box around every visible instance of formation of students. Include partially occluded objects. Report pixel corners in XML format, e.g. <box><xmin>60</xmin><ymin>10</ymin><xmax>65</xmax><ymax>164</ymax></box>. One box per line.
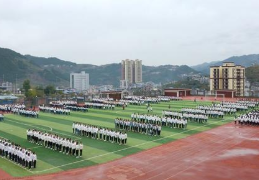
<box><xmin>221</xmin><ymin>102</ymin><xmax>249</xmax><ymax>111</ymax></box>
<box><xmin>119</xmin><ymin>99</ymin><xmax>144</xmax><ymax>106</ymax></box>
<box><xmin>163</xmin><ymin>111</ymin><xmax>208</xmax><ymax>123</ymax></box>
<box><xmin>235</xmin><ymin>110</ymin><xmax>259</xmax><ymax>126</ymax></box>
<box><xmin>27</xmin><ymin>129</ymin><xmax>83</xmax><ymax>158</ymax></box>
<box><xmin>131</xmin><ymin>113</ymin><xmax>162</xmax><ymax>125</ymax></box>
<box><xmin>236</xmin><ymin>100</ymin><xmax>259</xmax><ymax>108</ymax></box>
<box><xmin>131</xmin><ymin>113</ymin><xmax>187</xmax><ymax>128</ymax></box>
<box><xmin>0</xmin><ymin>104</ymin><xmax>26</xmax><ymax>113</ymax></box>
<box><xmin>181</xmin><ymin>108</ymin><xmax>224</xmax><ymax>118</ymax></box>
<box><xmin>158</xmin><ymin>96</ymin><xmax>183</xmax><ymax>101</ymax></box>
<box><xmin>0</xmin><ymin>138</ymin><xmax>37</xmax><ymax>169</ymax></box>
<box><xmin>64</xmin><ymin>106</ymin><xmax>88</xmax><ymax>112</ymax></box>
<box><xmin>92</xmin><ymin>98</ymin><xmax>127</xmax><ymax>107</ymax></box>
<box><xmin>39</xmin><ymin>105</ymin><xmax>71</xmax><ymax>115</ymax></box>
<box><xmin>115</xmin><ymin>118</ymin><xmax>162</xmax><ymax>136</ymax></box>
<box><xmin>197</xmin><ymin>105</ymin><xmax>236</xmax><ymax>115</ymax></box>
<box><xmin>12</xmin><ymin>108</ymin><xmax>39</xmax><ymax>118</ymax></box>
<box><xmin>85</xmin><ymin>102</ymin><xmax>115</xmax><ymax>110</ymax></box>
<box><xmin>50</xmin><ymin>101</ymin><xmax>77</xmax><ymax>106</ymax></box>
<box><xmin>124</xmin><ymin>96</ymin><xmax>161</xmax><ymax>104</ymax></box>
<box><xmin>73</xmin><ymin>122</ymin><xmax>127</xmax><ymax>145</ymax></box>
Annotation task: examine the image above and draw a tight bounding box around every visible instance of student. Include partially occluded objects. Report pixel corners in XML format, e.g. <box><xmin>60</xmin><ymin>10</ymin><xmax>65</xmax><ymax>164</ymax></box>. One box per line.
<box><xmin>79</xmin><ymin>142</ymin><xmax>83</xmax><ymax>157</ymax></box>
<box><xmin>0</xmin><ymin>114</ymin><xmax>4</xmax><ymax>121</ymax></box>
<box><xmin>31</xmin><ymin>152</ymin><xmax>37</xmax><ymax>168</ymax></box>
<box><xmin>75</xmin><ymin>142</ymin><xmax>80</xmax><ymax>158</ymax></box>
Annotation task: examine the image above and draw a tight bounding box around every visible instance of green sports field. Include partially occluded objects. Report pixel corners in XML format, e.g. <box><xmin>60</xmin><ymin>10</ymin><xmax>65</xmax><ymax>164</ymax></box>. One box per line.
<box><xmin>0</xmin><ymin>100</ymin><xmax>237</xmax><ymax>177</ymax></box>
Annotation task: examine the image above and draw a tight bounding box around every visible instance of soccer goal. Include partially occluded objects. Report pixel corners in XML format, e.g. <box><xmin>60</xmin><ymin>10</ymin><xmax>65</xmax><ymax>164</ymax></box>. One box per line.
<box><xmin>214</xmin><ymin>93</ymin><xmax>225</xmax><ymax>102</ymax></box>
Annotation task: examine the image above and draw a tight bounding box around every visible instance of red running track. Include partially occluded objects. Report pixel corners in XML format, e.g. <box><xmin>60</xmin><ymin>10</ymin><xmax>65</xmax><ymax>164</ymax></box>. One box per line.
<box><xmin>1</xmin><ymin>122</ymin><xmax>259</xmax><ymax>180</ymax></box>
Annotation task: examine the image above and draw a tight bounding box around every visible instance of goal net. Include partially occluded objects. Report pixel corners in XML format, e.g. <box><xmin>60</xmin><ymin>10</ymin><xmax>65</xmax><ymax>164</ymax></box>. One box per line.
<box><xmin>214</xmin><ymin>93</ymin><xmax>225</xmax><ymax>102</ymax></box>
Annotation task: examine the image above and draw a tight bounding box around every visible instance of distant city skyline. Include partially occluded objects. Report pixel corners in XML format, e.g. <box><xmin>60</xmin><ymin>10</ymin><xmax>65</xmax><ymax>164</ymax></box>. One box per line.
<box><xmin>0</xmin><ymin>0</ymin><xmax>259</xmax><ymax>66</ymax></box>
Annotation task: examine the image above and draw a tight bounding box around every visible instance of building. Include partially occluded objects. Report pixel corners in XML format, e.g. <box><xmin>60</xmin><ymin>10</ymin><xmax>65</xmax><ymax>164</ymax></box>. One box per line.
<box><xmin>164</xmin><ymin>88</ymin><xmax>191</xmax><ymax>97</ymax></box>
<box><xmin>134</xmin><ymin>59</ymin><xmax>142</xmax><ymax>83</ymax></box>
<box><xmin>120</xmin><ymin>80</ymin><xmax>129</xmax><ymax>89</ymax></box>
<box><xmin>121</xmin><ymin>59</ymin><xmax>142</xmax><ymax>88</ymax></box>
<box><xmin>0</xmin><ymin>82</ymin><xmax>13</xmax><ymax>92</ymax></box>
<box><xmin>210</xmin><ymin>62</ymin><xmax>245</xmax><ymax>97</ymax></box>
<box><xmin>99</xmin><ymin>90</ymin><xmax>130</xmax><ymax>100</ymax></box>
<box><xmin>70</xmin><ymin>71</ymin><xmax>89</xmax><ymax>92</ymax></box>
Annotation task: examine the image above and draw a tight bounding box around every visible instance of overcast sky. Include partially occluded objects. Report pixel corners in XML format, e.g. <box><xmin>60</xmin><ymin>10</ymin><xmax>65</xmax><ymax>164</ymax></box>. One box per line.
<box><xmin>0</xmin><ymin>0</ymin><xmax>259</xmax><ymax>66</ymax></box>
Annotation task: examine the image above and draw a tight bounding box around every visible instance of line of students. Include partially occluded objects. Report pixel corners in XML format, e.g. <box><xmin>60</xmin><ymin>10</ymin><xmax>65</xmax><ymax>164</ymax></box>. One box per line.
<box><xmin>92</xmin><ymin>98</ymin><xmax>127</xmax><ymax>107</ymax></box>
<box><xmin>181</xmin><ymin>108</ymin><xmax>224</xmax><ymax>118</ymax></box>
<box><xmin>73</xmin><ymin>122</ymin><xmax>127</xmax><ymax>145</ymax></box>
<box><xmin>39</xmin><ymin>105</ymin><xmax>71</xmax><ymax>115</ymax></box>
<box><xmin>163</xmin><ymin>111</ymin><xmax>208</xmax><ymax>123</ymax></box>
<box><xmin>50</xmin><ymin>101</ymin><xmax>77</xmax><ymax>106</ymax></box>
<box><xmin>64</xmin><ymin>106</ymin><xmax>88</xmax><ymax>112</ymax></box>
<box><xmin>131</xmin><ymin>113</ymin><xmax>162</xmax><ymax>125</ymax></box>
<box><xmin>27</xmin><ymin>129</ymin><xmax>83</xmax><ymax>158</ymax></box>
<box><xmin>124</xmin><ymin>96</ymin><xmax>163</xmax><ymax>104</ymax></box>
<box><xmin>0</xmin><ymin>104</ymin><xmax>26</xmax><ymax>113</ymax></box>
<box><xmin>235</xmin><ymin>110</ymin><xmax>259</xmax><ymax>126</ymax></box>
<box><xmin>197</xmin><ymin>105</ymin><xmax>236</xmax><ymax>115</ymax></box>
<box><xmin>85</xmin><ymin>102</ymin><xmax>115</xmax><ymax>110</ymax></box>
<box><xmin>115</xmin><ymin>118</ymin><xmax>161</xmax><ymax>136</ymax></box>
<box><xmin>0</xmin><ymin>138</ymin><xmax>37</xmax><ymax>169</ymax></box>
<box><xmin>12</xmin><ymin>108</ymin><xmax>39</xmax><ymax>118</ymax></box>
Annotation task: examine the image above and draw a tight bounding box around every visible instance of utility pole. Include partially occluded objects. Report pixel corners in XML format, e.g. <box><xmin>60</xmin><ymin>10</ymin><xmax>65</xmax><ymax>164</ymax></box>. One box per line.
<box><xmin>15</xmin><ymin>74</ymin><xmax>17</xmax><ymax>94</ymax></box>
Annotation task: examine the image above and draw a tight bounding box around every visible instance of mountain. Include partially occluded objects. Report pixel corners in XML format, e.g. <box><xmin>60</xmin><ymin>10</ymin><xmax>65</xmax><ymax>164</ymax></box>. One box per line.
<box><xmin>25</xmin><ymin>55</ymin><xmax>76</xmax><ymax>67</ymax></box>
<box><xmin>192</xmin><ymin>54</ymin><xmax>259</xmax><ymax>74</ymax></box>
<box><xmin>0</xmin><ymin>47</ymin><xmax>198</xmax><ymax>87</ymax></box>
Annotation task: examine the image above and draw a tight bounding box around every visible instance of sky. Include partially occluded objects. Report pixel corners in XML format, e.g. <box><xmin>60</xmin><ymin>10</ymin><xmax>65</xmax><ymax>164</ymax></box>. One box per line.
<box><xmin>0</xmin><ymin>0</ymin><xmax>259</xmax><ymax>66</ymax></box>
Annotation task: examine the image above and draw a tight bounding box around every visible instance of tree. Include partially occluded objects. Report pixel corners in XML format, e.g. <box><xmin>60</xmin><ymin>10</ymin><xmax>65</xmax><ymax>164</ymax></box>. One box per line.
<box><xmin>44</xmin><ymin>85</ymin><xmax>56</xmax><ymax>95</ymax></box>
<box><xmin>23</xmin><ymin>79</ymin><xmax>31</xmax><ymax>97</ymax></box>
<box><xmin>27</xmin><ymin>89</ymin><xmax>37</xmax><ymax>98</ymax></box>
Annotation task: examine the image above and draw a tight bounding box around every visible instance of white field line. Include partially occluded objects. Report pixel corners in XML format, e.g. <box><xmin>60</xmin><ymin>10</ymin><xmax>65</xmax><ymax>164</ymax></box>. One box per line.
<box><xmin>0</xmin><ymin>157</ymin><xmax>33</xmax><ymax>174</ymax></box>
<box><xmin>29</xmin><ymin>146</ymin><xmax>43</xmax><ymax>150</ymax></box>
<box><xmin>30</xmin><ymin>118</ymin><xmax>232</xmax><ymax>174</ymax></box>
<box><xmin>6</xmin><ymin>119</ymin><xmax>81</xmax><ymax>140</ymax></box>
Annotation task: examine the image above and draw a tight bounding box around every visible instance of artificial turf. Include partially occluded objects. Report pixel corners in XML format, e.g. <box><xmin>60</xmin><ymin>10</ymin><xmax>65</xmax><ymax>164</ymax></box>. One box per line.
<box><xmin>0</xmin><ymin>100</ymin><xmax>237</xmax><ymax>177</ymax></box>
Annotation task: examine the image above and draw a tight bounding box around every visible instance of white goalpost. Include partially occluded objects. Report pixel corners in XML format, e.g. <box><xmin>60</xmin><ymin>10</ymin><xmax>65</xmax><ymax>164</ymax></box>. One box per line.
<box><xmin>215</xmin><ymin>93</ymin><xmax>225</xmax><ymax>102</ymax></box>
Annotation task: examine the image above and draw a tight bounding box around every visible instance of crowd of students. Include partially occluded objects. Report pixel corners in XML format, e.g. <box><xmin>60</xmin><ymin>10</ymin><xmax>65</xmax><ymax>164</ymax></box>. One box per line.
<box><xmin>197</xmin><ymin>105</ymin><xmax>236</xmax><ymax>115</ymax></box>
<box><xmin>73</xmin><ymin>122</ymin><xmax>128</xmax><ymax>145</ymax></box>
<box><xmin>64</xmin><ymin>106</ymin><xmax>88</xmax><ymax>112</ymax></box>
<box><xmin>27</xmin><ymin>129</ymin><xmax>83</xmax><ymax>158</ymax></box>
<box><xmin>92</xmin><ymin>98</ymin><xmax>126</xmax><ymax>107</ymax></box>
<box><xmin>85</xmin><ymin>102</ymin><xmax>115</xmax><ymax>110</ymax></box>
<box><xmin>49</xmin><ymin>101</ymin><xmax>77</xmax><ymax>106</ymax></box>
<box><xmin>0</xmin><ymin>138</ymin><xmax>37</xmax><ymax>169</ymax></box>
<box><xmin>181</xmin><ymin>108</ymin><xmax>224</xmax><ymax>118</ymax></box>
<box><xmin>131</xmin><ymin>113</ymin><xmax>162</xmax><ymax>124</ymax></box>
<box><xmin>39</xmin><ymin>106</ymin><xmax>71</xmax><ymax>115</ymax></box>
<box><xmin>163</xmin><ymin>111</ymin><xmax>208</xmax><ymax>123</ymax></box>
<box><xmin>235</xmin><ymin>110</ymin><xmax>259</xmax><ymax>126</ymax></box>
<box><xmin>131</xmin><ymin>113</ymin><xmax>187</xmax><ymax>128</ymax></box>
<box><xmin>236</xmin><ymin>100</ymin><xmax>259</xmax><ymax>108</ymax></box>
<box><xmin>115</xmin><ymin>118</ymin><xmax>162</xmax><ymax>136</ymax></box>
<box><xmin>0</xmin><ymin>104</ymin><xmax>26</xmax><ymax>113</ymax></box>
<box><xmin>12</xmin><ymin>108</ymin><xmax>39</xmax><ymax>118</ymax></box>
<box><xmin>124</xmin><ymin>96</ymin><xmax>162</xmax><ymax>104</ymax></box>
<box><xmin>158</xmin><ymin>96</ymin><xmax>183</xmax><ymax>101</ymax></box>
